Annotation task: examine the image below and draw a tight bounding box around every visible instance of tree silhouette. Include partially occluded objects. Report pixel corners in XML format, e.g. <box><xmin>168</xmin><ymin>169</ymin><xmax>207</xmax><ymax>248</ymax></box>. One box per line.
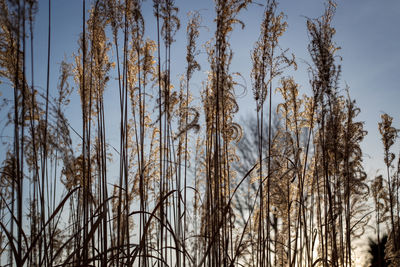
<box><xmin>368</xmin><ymin>235</ymin><xmax>388</xmax><ymax>267</ymax></box>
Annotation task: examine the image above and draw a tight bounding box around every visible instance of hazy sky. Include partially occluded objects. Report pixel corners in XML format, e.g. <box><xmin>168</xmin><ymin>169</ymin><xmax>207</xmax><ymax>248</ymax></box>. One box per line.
<box><xmin>2</xmin><ymin>1</ymin><xmax>400</xmax><ymax>264</ymax></box>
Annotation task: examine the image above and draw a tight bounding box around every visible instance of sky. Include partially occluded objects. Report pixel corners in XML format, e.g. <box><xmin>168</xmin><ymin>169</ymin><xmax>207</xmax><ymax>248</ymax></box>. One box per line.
<box><xmin>1</xmin><ymin>0</ymin><xmax>400</xmax><ymax>265</ymax></box>
<box><xmin>22</xmin><ymin>0</ymin><xmax>400</xmax><ymax>179</ymax></box>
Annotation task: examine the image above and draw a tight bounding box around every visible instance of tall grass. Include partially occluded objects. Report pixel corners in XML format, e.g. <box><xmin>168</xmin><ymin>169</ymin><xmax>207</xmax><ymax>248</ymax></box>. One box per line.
<box><xmin>0</xmin><ymin>0</ymin><xmax>398</xmax><ymax>266</ymax></box>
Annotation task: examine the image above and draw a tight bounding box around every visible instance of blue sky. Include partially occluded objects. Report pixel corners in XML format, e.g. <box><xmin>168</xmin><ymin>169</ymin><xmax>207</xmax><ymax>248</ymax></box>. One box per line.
<box><xmin>3</xmin><ymin>0</ymin><xmax>399</xmax><ymax>193</ymax></box>
<box><xmin>1</xmin><ymin>0</ymin><xmax>396</xmax><ymax>194</ymax></box>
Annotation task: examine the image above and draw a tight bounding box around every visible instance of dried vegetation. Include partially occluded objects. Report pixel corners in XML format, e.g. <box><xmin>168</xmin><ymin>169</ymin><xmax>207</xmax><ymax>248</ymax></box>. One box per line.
<box><xmin>0</xmin><ymin>0</ymin><xmax>398</xmax><ymax>266</ymax></box>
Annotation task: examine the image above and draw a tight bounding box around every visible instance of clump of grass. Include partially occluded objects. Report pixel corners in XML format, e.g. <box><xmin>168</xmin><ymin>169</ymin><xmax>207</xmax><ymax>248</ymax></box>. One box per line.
<box><xmin>0</xmin><ymin>0</ymin><xmax>389</xmax><ymax>266</ymax></box>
